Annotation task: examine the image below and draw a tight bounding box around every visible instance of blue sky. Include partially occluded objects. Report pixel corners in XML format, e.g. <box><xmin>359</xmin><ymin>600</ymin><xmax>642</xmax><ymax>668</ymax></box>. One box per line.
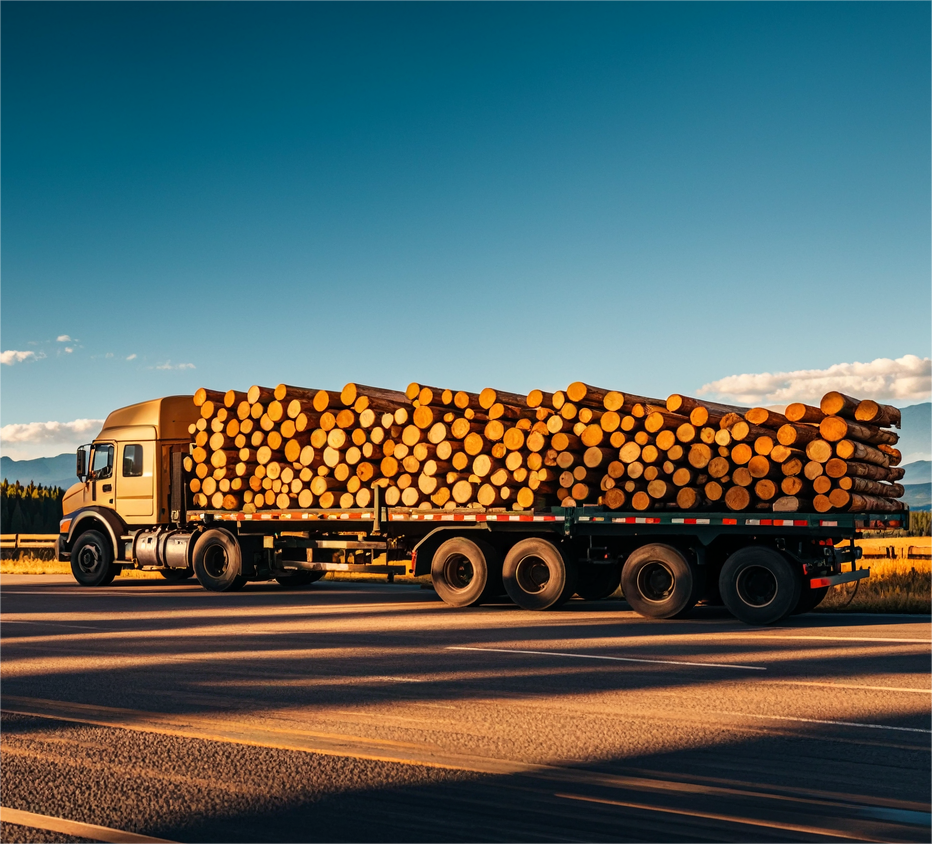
<box><xmin>2</xmin><ymin>2</ymin><xmax>929</xmax><ymax>459</ymax></box>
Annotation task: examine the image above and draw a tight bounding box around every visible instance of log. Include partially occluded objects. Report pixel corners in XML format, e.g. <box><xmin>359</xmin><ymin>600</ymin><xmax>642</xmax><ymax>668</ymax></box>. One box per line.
<box><xmin>194</xmin><ymin>388</ymin><xmax>225</xmax><ymax>407</ymax></box>
<box><xmin>526</xmin><ymin>389</ymin><xmax>555</xmax><ymax>409</ymax></box>
<box><xmin>820</xmin><ymin>391</ymin><xmax>862</xmax><ymax>419</ymax></box>
<box><xmin>566</xmin><ymin>383</ymin><xmax>620</xmax><ymax>408</ymax></box>
<box><xmin>824</xmin><ymin>458</ymin><xmax>897</xmax><ymax>481</ymax></box>
<box><xmin>773</xmin><ymin>496</ymin><xmax>812</xmax><ymax>513</ymax></box>
<box><xmin>704</xmin><ymin>481</ymin><xmax>723</xmax><ymax>502</ymax></box>
<box><xmin>676</xmin><ymin>487</ymin><xmax>702</xmax><ymax>510</ymax></box>
<box><xmin>785</xmin><ymin>403</ymin><xmax>824</xmax><ymax>424</ymax></box>
<box><xmin>732</xmin><ymin>467</ymin><xmax>753</xmax><ymax>488</ymax></box>
<box><xmin>754</xmin><ymin>479</ymin><xmax>778</xmax><ymax>501</ymax></box>
<box><xmin>687</xmin><ymin>444</ymin><xmax>713</xmax><ymax>469</ymax></box>
<box><xmin>731</xmin><ymin>444</ymin><xmax>753</xmax><ymax>465</ymax></box>
<box><xmin>847</xmin><ymin>494</ymin><xmax>904</xmax><ymax>513</ymax></box>
<box><xmin>246</xmin><ymin>385</ymin><xmax>276</xmax><ymax>404</ymax></box>
<box><xmin>805</xmin><ymin>440</ymin><xmax>834</xmax><ymax>463</ymax></box>
<box><xmin>776</xmin><ymin>423</ymin><xmax>821</xmax><ymax>447</ymax></box>
<box><xmin>665</xmin><ymin>395</ymin><xmax>747</xmax><ymax>417</ymax></box>
<box><xmin>744</xmin><ymin>408</ymin><xmax>788</xmax><ymax>428</ymax></box>
<box><xmin>603</xmin><ymin>488</ymin><xmax>626</xmax><ymax>510</ymax></box>
<box><xmin>340</xmin><ymin>383</ymin><xmax>408</xmax><ymax>409</ymax></box>
<box><xmin>644</xmin><ymin>411</ymin><xmax>690</xmax><ymax>433</ymax></box>
<box><xmin>855</xmin><ymin>399</ymin><xmax>901</xmax><ymax>428</ymax></box>
<box><xmin>834</xmin><ymin>439</ymin><xmax>889</xmax><ymax>467</ymax></box>
<box><xmin>780</xmin><ymin>476</ymin><xmax>806</xmax><ymax>496</ymax></box>
<box><xmin>877</xmin><ymin>444</ymin><xmax>902</xmax><ymax>466</ymax></box>
<box><xmin>838</xmin><ymin>477</ymin><xmax>905</xmax><ymax>498</ymax></box>
<box><xmin>730</xmin><ymin>421</ymin><xmax>773</xmax><ymax>442</ymax></box>
<box><xmin>813</xmin><ymin>476</ymin><xmax>833</xmax><ymax>495</ymax></box>
<box><xmin>479</xmin><ymin>387</ymin><xmax>528</xmax><ymax>410</ymax></box>
<box><xmin>819</xmin><ymin>416</ymin><xmax>898</xmax><ymax>445</ymax></box>
<box><xmin>724</xmin><ymin>486</ymin><xmax>751</xmax><ymax>511</ymax></box>
<box><xmin>583</xmin><ymin>446</ymin><xmax>616</xmax><ymax>468</ymax></box>
<box><xmin>747</xmin><ymin>455</ymin><xmax>780</xmax><ymax>479</ymax></box>
<box><xmin>224</xmin><ymin>390</ymin><xmax>248</xmax><ymax>409</ymax></box>
<box><xmin>754</xmin><ymin>436</ymin><xmax>774</xmax><ymax>456</ymax></box>
<box><xmin>803</xmin><ymin>461</ymin><xmax>824</xmax><ymax>480</ymax></box>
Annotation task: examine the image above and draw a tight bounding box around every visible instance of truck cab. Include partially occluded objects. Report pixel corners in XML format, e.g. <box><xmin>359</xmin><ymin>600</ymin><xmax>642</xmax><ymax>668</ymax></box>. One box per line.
<box><xmin>59</xmin><ymin>396</ymin><xmax>198</xmax><ymax>585</ymax></box>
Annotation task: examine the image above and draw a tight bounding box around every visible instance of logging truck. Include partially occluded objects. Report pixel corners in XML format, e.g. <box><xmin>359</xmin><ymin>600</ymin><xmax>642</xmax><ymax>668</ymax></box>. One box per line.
<box><xmin>56</xmin><ymin>394</ymin><xmax>904</xmax><ymax>625</ymax></box>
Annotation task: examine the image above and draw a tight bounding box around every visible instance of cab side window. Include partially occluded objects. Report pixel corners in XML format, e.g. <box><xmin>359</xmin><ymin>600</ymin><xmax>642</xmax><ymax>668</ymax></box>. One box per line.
<box><xmin>91</xmin><ymin>444</ymin><xmax>114</xmax><ymax>479</ymax></box>
<box><xmin>122</xmin><ymin>444</ymin><xmax>144</xmax><ymax>478</ymax></box>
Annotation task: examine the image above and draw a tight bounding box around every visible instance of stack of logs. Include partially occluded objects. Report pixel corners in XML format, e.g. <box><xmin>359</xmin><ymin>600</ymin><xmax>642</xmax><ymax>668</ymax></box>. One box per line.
<box><xmin>185</xmin><ymin>382</ymin><xmax>906</xmax><ymax>514</ymax></box>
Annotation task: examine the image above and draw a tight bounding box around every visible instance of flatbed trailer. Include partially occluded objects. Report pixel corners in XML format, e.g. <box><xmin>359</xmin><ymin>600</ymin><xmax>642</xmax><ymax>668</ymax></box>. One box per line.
<box><xmin>175</xmin><ymin>488</ymin><xmax>901</xmax><ymax>623</ymax></box>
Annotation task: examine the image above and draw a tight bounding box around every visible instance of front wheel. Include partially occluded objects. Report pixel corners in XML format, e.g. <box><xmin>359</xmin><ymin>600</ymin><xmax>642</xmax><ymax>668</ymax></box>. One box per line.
<box><xmin>503</xmin><ymin>538</ymin><xmax>577</xmax><ymax>610</ymax></box>
<box><xmin>193</xmin><ymin>529</ymin><xmax>247</xmax><ymax>592</ymax></box>
<box><xmin>719</xmin><ymin>546</ymin><xmax>801</xmax><ymax>625</ymax></box>
<box><xmin>70</xmin><ymin>530</ymin><xmax>119</xmax><ymax>587</ymax></box>
<box><xmin>621</xmin><ymin>544</ymin><xmax>703</xmax><ymax>619</ymax></box>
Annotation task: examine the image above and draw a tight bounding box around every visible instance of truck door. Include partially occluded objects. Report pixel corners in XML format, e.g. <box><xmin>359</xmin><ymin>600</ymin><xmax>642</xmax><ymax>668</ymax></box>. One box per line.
<box><xmin>88</xmin><ymin>443</ymin><xmax>115</xmax><ymax>507</ymax></box>
<box><xmin>115</xmin><ymin>441</ymin><xmax>154</xmax><ymax>517</ymax></box>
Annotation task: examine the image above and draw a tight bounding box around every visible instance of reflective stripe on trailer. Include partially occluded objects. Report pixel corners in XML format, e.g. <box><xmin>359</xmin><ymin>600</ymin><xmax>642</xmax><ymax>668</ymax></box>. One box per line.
<box><xmin>611</xmin><ymin>517</ymin><xmax>662</xmax><ymax>524</ymax></box>
<box><xmin>388</xmin><ymin>513</ymin><xmax>563</xmax><ymax>522</ymax></box>
<box><xmin>745</xmin><ymin>519</ymin><xmax>809</xmax><ymax>527</ymax></box>
<box><xmin>189</xmin><ymin>511</ymin><xmax>374</xmax><ymax>521</ymax></box>
<box><xmin>671</xmin><ymin>518</ymin><xmax>711</xmax><ymax>524</ymax></box>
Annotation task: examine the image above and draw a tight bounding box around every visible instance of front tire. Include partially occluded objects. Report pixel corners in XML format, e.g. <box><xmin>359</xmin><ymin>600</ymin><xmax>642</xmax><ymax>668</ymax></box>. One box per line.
<box><xmin>719</xmin><ymin>546</ymin><xmax>801</xmax><ymax>625</ymax></box>
<box><xmin>70</xmin><ymin>530</ymin><xmax>118</xmax><ymax>587</ymax></box>
<box><xmin>193</xmin><ymin>529</ymin><xmax>247</xmax><ymax>592</ymax></box>
<box><xmin>503</xmin><ymin>538</ymin><xmax>577</xmax><ymax>610</ymax></box>
<box><xmin>621</xmin><ymin>544</ymin><xmax>703</xmax><ymax>619</ymax></box>
<box><xmin>431</xmin><ymin>537</ymin><xmax>502</xmax><ymax>607</ymax></box>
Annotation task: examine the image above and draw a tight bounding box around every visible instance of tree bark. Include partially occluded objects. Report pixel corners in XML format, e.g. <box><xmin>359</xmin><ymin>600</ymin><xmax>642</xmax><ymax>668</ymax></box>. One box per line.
<box><xmin>855</xmin><ymin>400</ymin><xmax>901</xmax><ymax>428</ymax></box>
<box><xmin>819</xmin><ymin>416</ymin><xmax>898</xmax><ymax>445</ymax></box>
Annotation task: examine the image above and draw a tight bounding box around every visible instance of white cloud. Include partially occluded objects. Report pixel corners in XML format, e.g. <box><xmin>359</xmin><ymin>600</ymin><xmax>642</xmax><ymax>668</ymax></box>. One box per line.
<box><xmin>698</xmin><ymin>355</ymin><xmax>932</xmax><ymax>406</ymax></box>
<box><xmin>126</xmin><ymin>353</ymin><xmax>137</xmax><ymax>361</ymax></box>
<box><xmin>1</xmin><ymin>418</ymin><xmax>105</xmax><ymax>460</ymax></box>
<box><xmin>56</xmin><ymin>334</ymin><xmax>72</xmax><ymax>342</ymax></box>
<box><xmin>153</xmin><ymin>361</ymin><xmax>195</xmax><ymax>370</ymax></box>
<box><xmin>64</xmin><ymin>347</ymin><xmax>74</xmax><ymax>354</ymax></box>
<box><xmin>105</xmin><ymin>352</ymin><xmax>114</xmax><ymax>359</ymax></box>
<box><xmin>1</xmin><ymin>350</ymin><xmax>37</xmax><ymax>365</ymax></box>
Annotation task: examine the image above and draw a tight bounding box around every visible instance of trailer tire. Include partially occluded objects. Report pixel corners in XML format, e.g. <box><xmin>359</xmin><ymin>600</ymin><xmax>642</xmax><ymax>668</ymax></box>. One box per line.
<box><xmin>575</xmin><ymin>563</ymin><xmax>621</xmax><ymax>601</ymax></box>
<box><xmin>70</xmin><ymin>530</ymin><xmax>119</xmax><ymax>587</ymax></box>
<box><xmin>719</xmin><ymin>546</ymin><xmax>801</xmax><ymax>625</ymax></box>
<box><xmin>275</xmin><ymin>571</ymin><xmax>325</xmax><ymax>588</ymax></box>
<box><xmin>503</xmin><ymin>538</ymin><xmax>577</xmax><ymax>611</ymax></box>
<box><xmin>792</xmin><ymin>584</ymin><xmax>829</xmax><ymax>615</ymax></box>
<box><xmin>193</xmin><ymin>529</ymin><xmax>247</xmax><ymax>592</ymax></box>
<box><xmin>621</xmin><ymin>544</ymin><xmax>703</xmax><ymax>619</ymax></box>
<box><xmin>431</xmin><ymin>537</ymin><xmax>502</xmax><ymax>607</ymax></box>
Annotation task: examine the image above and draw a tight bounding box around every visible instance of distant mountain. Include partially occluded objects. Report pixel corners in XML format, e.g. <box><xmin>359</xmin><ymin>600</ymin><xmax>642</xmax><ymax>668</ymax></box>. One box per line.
<box><xmin>0</xmin><ymin>453</ymin><xmax>77</xmax><ymax>492</ymax></box>
<box><xmin>902</xmin><ymin>484</ymin><xmax>931</xmax><ymax>512</ymax></box>
<box><xmin>900</xmin><ymin>460</ymin><xmax>930</xmax><ymax>486</ymax></box>
<box><xmin>897</xmin><ymin>403</ymin><xmax>931</xmax><ymax>463</ymax></box>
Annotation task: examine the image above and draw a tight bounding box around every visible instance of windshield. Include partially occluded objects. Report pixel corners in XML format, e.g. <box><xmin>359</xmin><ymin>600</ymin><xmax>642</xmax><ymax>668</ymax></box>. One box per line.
<box><xmin>90</xmin><ymin>443</ymin><xmax>114</xmax><ymax>480</ymax></box>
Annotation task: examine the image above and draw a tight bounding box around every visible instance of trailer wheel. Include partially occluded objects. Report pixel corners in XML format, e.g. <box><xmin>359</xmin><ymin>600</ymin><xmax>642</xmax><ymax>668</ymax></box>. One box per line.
<box><xmin>70</xmin><ymin>530</ymin><xmax>118</xmax><ymax>587</ymax></box>
<box><xmin>159</xmin><ymin>568</ymin><xmax>193</xmax><ymax>581</ymax></box>
<box><xmin>719</xmin><ymin>546</ymin><xmax>801</xmax><ymax>625</ymax></box>
<box><xmin>792</xmin><ymin>584</ymin><xmax>830</xmax><ymax>615</ymax></box>
<box><xmin>575</xmin><ymin>563</ymin><xmax>621</xmax><ymax>601</ymax></box>
<box><xmin>621</xmin><ymin>544</ymin><xmax>703</xmax><ymax>619</ymax></box>
<box><xmin>193</xmin><ymin>529</ymin><xmax>247</xmax><ymax>592</ymax></box>
<box><xmin>503</xmin><ymin>538</ymin><xmax>577</xmax><ymax>611</ymax></box>
<box><xmin>275</xmin><ymin>571</ymin><xmax>325</xmax><ymax>589</ymax></box>
<box><xmin>431</xmin><ymin>537</ymin><xmax>502</xmax><ymax>607</ymax></box>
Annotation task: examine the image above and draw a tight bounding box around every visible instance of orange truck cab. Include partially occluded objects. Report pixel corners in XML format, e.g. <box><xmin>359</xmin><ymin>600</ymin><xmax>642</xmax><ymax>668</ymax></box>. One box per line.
<box><xmin>58</xmin><ymin>396</ymin><xmax>198</xmax><ymax>585</ymax></box>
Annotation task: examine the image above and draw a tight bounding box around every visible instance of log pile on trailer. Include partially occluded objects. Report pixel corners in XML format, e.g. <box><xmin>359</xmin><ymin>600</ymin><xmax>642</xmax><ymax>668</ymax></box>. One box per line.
<box><xmin>184</xmin><ymin>382</ymin><xmax>906</xmax><ymax>515</ymax></box>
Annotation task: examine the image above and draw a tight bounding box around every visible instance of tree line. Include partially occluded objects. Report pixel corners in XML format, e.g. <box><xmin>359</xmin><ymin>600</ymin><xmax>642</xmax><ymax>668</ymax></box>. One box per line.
<box><xmin>1</xmin><ymin>480</ymin><xmax>65</xmax><ymax>534</ymax></box>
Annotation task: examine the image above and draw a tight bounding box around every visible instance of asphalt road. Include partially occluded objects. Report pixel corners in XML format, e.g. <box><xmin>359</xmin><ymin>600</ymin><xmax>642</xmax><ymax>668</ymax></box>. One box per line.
<box><xmin>1</xmin><ymin>574</ymin><xmax>929</xmax><ymax>843</ymax></box>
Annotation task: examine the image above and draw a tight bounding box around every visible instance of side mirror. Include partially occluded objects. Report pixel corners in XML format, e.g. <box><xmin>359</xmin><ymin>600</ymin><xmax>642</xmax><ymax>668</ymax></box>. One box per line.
<box><xmin>76</xmin><ymin>447</ymin><xmax>87</xmax><ymax>482</ymax></box>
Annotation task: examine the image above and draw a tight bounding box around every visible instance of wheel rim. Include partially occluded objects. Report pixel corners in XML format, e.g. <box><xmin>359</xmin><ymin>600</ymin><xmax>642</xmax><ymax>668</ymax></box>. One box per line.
<box><xmin>515</xmin><ymin>555</ymin><xmax>551</xmax><ymax>594</ymax></box>
<box><xmin>203</xmin><ymin>544</ymin><xmax>229</xmax><ymax>579</ymax></box>
<box><xmin>637</xmin><ymin>561</ymin><xmax>675</xmax><ymax>603</ymax></box>
<box><xmin>443</xmin><ymin>554</ymin><xmax>474</xmax><ymax>591</ymax></box>
<box><xmin>77</xmin><ymin>543</ymin><xmax>102</xmax><ymax>575</ymax></box>
<box><xmin>736</xmin><ymin>565</ymin><xmax>778</xmax><ymax>607</ymax></box>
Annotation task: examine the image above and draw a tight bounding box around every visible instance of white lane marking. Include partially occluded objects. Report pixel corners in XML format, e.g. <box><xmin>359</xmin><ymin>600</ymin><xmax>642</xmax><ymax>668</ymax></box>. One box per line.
<box><xmin>0</xmin><ymin>806</ymin><xmax>178</xmax><ymax>843</ymax></box>
<box><xmin>743</xmin><ymin>633</ymin><xmax>931</xmax><ymax>645</ymax></box>
<box><xmin>447</xmin><ymin>646</ymin><xmax>766</xmax><ymax>671</ymax></box>
<box><xmin>720</xmin><ymin>711</ymin><xmax>932</xmax><ymax>735</ymax></box>
<box><xmin>775</xmin><ymin>681</ymin><xmax>932</xmax><ymax>695</ymax></box>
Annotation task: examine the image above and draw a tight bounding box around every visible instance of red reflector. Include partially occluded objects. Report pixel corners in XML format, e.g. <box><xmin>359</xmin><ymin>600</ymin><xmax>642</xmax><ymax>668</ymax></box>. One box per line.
<box><xmin>723</xmin><ymin>518</ymin><xmax>737</xmax><ymax>525</ymax></box>
<box><xmin>810</xmin><ymin>577</ymin><xmax>831</xmax><ymax>588</ymax></box>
